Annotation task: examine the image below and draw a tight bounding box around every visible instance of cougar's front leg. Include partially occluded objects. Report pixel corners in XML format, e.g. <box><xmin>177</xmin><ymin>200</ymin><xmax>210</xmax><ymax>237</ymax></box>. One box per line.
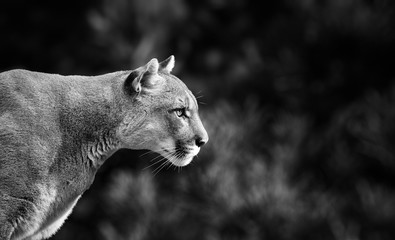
<box><xmin>0</xmin><ymin>197</ymin><xmax>16</xmax><ymax>240</ymax></box>
<box><xmin>0</xmin><ymin>195</ymin><xmax>37</xmax><ymax>240</ymax></box>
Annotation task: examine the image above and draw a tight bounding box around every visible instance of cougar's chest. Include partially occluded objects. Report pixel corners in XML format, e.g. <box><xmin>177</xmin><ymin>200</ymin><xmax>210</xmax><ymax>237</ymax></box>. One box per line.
<box><xmin>33</xmin><ymin>194</ymin><xmax>81</xmax><ymax>239</ymax></box>
<box><xmin>13</xmin><ymin>183</ymin><xmax>82</xmax><ymax>239</ymax></box>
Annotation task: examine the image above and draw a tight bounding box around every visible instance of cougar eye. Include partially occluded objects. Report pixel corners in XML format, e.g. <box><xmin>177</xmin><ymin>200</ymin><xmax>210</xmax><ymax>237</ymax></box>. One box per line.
<box><xmin>175</xmin><ymin>108</ymin><xmax>186</xmax><ymax>118</ymax></box>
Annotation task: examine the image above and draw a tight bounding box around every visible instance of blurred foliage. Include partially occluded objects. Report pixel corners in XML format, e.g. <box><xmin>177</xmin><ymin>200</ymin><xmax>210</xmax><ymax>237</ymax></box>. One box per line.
<box><xmin>1</xmin><ymin>0</ymin><xmax>395</xmax><ymax>239</ymax></box>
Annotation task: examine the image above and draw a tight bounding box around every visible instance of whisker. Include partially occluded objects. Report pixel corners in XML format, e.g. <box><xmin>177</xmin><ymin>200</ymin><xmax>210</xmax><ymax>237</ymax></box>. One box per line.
<box><xmin>145</xmin><ymin>147</ymin><xmax>177</xmax><ymax>162</ymax></box>
<box><xmin>143</xmin><ymin>149</ymin><xmax>174</xmax><ymax>172</ymax></box>
<box><xmin>139</xmin><ymin>150</ymin><xmax>155</xmax><ymax>158</ymax></box>
<box><xmin>153</xmin><ymin>160</ymin><xmax>172</xmax><ymax>176</ymax></box>
<box><xmin>167</xmin><ymin>151</ymin><xmax>180</xmax><ymax>170</ymax></box>
<box><xmin>151</xmin><ymin>150</ymin><xmax>177</xmax><ymax>175</ymax></box>
<box><xmin>141</xmin><ymin>145</ymin><xmax>191</xmax><ymax>175</ymax></box>
<box><xmin>149</xmin><ymin>153</ymin><xmax>168</xmax><ymax>162</ymax></box>
<box><xmin>173</xmin><ymin>156</ymin><xmax>183</xmax><ymax>173</ymax></box>
<box><xmin>143</xmin><ymin>157</ymin><xmax>167</xmax><ymax>171</ymax></box>
<box><xmin>152</xmin><ymin>159</ymin><xmax>168</xmax><ymax>175</ymax></box>
<box><xmin>144</xmin><ymin>154</ymin><xmax>162</xmax><ymax>165</ymax></box>
<box><xmin>172</xmin><ymin>152</ymin><xmax>185</xmax><ymax>172</ymax></box>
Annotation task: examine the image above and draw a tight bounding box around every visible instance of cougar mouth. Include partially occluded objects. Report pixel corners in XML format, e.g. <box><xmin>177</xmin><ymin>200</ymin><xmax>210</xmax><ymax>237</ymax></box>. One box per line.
<box><xmin>175</xmin><ymin>144</ymin><xmax>200</xmax><ymax>166</ymax></box>
<box><xmin>160</xmin><ymin>142</ymin><xmax>199</xmax><ymax>167</ymax></box>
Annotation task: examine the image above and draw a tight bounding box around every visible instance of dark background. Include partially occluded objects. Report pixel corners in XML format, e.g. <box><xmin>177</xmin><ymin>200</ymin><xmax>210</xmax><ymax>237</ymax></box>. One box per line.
<box><xmin>2</xmin><ymin>0</ymin><xmax>395</xmax><ymax>239</ymax></box>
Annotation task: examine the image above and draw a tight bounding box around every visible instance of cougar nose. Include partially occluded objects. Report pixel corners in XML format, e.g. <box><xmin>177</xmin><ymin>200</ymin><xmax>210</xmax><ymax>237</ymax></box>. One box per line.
<box><xmin>195</xmin><ymin>134</ymin><xmax>209</xmax><ymax>148</ymax></box>
<box><xmin>196</xmin><ymin>138</ymin><xmax>206</xmax><ymax>147</ymax></box>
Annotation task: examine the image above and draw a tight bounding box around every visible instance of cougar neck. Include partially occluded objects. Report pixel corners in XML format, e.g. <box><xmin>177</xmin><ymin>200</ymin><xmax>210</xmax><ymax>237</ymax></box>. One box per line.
<box><xmin>83</xmin><ymin>129</ymin><xmax>120</xmax><ymax>169</ymax></box>
<box><xmin>61</xmin><ymin>72</ymin><xmax>125</xmax><ymax>169</ymax></box>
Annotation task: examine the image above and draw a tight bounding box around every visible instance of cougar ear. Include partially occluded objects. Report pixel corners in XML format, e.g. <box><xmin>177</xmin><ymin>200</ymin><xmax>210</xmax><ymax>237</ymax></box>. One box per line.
<box><xmin>145</xmin><ymin>58</ymin><xmax>159</xmax><ymax>74</ymax></box>
<box><xmin>159</xmin><ymin>55</ymin><xmax>175</xmax><ymax>73</ymax></box>
<box><xmin>127</xmin><ymin>58</ymin><xmax>160</xmax><ymax>93</ymax></box>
